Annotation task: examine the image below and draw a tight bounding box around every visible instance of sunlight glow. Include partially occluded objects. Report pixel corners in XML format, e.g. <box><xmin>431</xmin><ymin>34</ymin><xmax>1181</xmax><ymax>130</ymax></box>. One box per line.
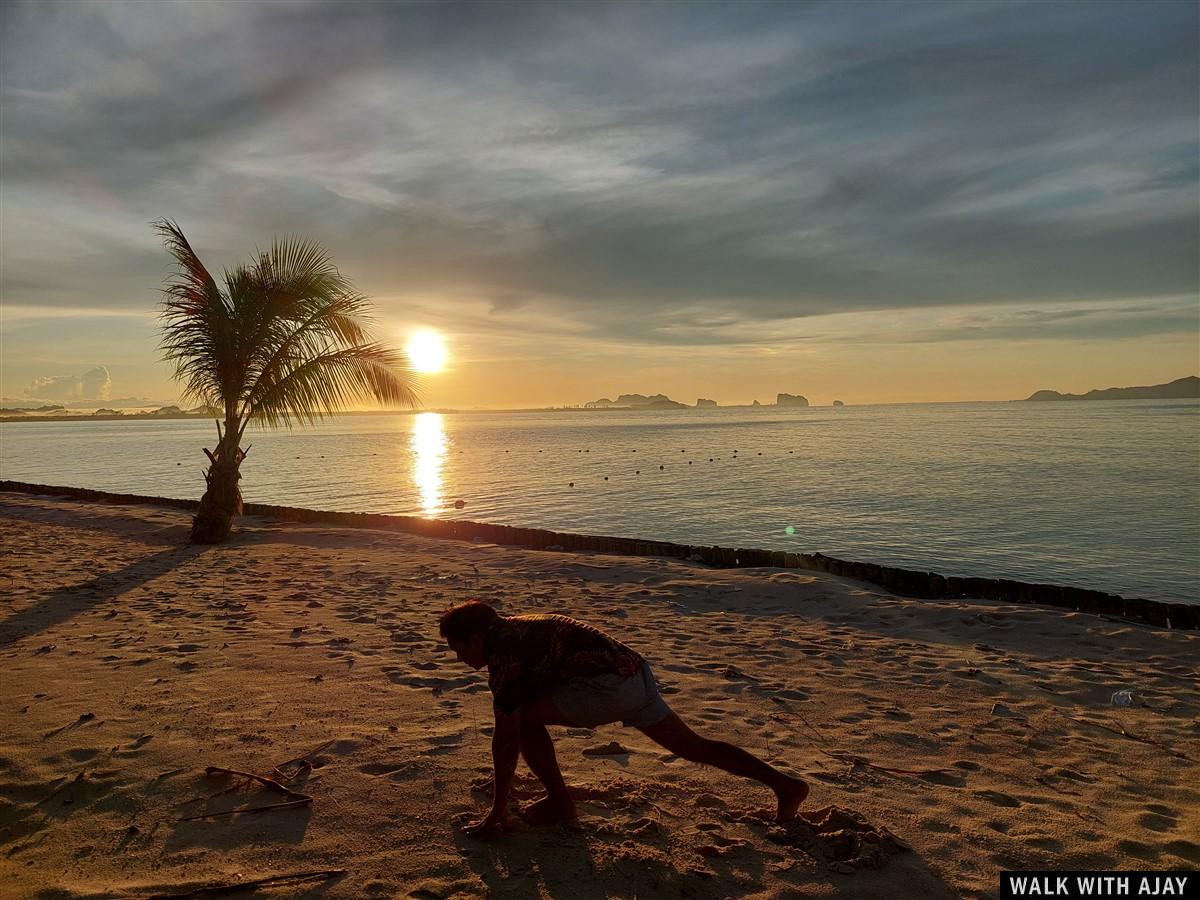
<box><xmin>405</xmin><ymin>329</ymin><xmax>448</xmax><ymax>373</ymax></box>
<box><xmin>411</xmin><ymin>412</ymin><xmax>446</xmax><ymax>516</ymax></box>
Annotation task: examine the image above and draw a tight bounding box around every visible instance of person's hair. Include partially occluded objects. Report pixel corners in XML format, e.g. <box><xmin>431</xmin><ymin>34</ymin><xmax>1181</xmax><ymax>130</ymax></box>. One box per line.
<box><xmin>439</xmin><ymin>600</ymin><xmax>500</xmax><ymax>642</ymax></box>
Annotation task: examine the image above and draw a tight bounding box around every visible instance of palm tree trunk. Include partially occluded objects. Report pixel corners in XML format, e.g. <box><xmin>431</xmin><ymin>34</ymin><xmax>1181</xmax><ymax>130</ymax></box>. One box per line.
<box><xmin>191</xmin><ymin>418</ymin><xmax>244</xmax><ymax>544</ymax></box>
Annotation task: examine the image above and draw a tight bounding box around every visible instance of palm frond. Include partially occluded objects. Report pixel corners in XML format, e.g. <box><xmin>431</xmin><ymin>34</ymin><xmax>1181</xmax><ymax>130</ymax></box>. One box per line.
<box><xmin>154</xmin><ymin>219</ymin><xmax>235</xmax><ymax>407</ymax></box>
<box><xmin>247</xmin><ymin>343</ymin><xmax>420</xmax><ymax>428</ymax></box>
<box><xmin>240</xmin><ymin>289</ymin><xmax>378</xmax><ymax>413</ymax></box>
<box><xmin>154</xmin><ymin>220</ymin><xmax>419</xmax><ymax>427</ymax></box>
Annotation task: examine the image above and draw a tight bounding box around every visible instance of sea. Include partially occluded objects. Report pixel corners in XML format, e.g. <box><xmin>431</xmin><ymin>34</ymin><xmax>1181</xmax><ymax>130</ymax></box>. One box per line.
<box><xmin>2</xmin><ymin>400</ymin><xmax>1197</xmax><ymax>604</ymax></box>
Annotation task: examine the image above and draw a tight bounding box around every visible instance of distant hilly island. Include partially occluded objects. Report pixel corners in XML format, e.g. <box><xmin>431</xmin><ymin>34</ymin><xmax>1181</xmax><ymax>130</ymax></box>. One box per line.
<box><xmin>0</xmin><ymin>404</ymin><xmax>217</xmax><ymax>420</ymax></box>
<box><xmin>581</xmin><ymin>379</ymin><xmax>1200</xmax><ymax>409</ymax></box>
<box><xmin>1023</xmin><ymin>375</ymin><xmax>1199</xmax><ymax>402</ymax></box>
<box><xmin>584</xmin><ymin>392</ymin><xmax>829</xmax><ymax>409</ymax></box>
<box><xmin>4</xmin><ymin>379</ymin><xmax>1195</xmax><ymax>423</ymax></box>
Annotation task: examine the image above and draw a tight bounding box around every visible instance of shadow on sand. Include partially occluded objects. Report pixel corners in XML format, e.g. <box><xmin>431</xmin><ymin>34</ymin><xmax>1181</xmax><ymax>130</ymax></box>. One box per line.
<box><xmin>0</xmin><ymin>542</ymin><xmax>211</xmax><ymax>646</ymax></box>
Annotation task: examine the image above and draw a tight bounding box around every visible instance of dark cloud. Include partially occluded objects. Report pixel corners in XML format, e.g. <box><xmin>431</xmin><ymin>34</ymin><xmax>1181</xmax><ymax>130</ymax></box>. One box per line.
<box><xmin>1</xmin><ymin>0</ymin><xmax>1196</xmax><ymax>346</ymax></box>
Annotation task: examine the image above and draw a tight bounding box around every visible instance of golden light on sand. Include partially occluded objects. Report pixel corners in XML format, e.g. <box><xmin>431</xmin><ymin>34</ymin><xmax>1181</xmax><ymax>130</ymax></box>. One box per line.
<box><xmin>405</xmin><ymin>328</ymin><xmax>448</xmax><ymax>374</ymax></box>
<box><xmin>411</xmin><ymin>412</ymin><xmax>446</xmax><ymax>516</ymax></box>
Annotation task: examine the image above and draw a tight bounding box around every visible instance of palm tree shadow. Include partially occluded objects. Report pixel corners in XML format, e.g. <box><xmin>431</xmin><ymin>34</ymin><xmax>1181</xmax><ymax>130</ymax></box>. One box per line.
<box><xmin>0</xmin><ymin>502</ymin><xmax>192</xmax><ymax>547</ymax></box>
<box><xmin>0</xmin><ymin>543</ymin><xmax>211</xmax><ymax>646</ymax></box>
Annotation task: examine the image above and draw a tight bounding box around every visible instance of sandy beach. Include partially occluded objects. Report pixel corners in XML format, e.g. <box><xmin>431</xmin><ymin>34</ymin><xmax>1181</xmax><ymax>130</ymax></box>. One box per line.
<box><xmin>1</xmin><ymin>491</ymin><xmax>1196</xmax><ymax>899</ymax></box>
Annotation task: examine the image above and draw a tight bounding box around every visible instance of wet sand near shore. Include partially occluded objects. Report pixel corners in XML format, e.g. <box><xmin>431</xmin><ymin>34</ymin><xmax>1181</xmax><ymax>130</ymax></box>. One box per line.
<box><xmin>1</xmin><ymin>492</ymin><xmax>1196</xmax><ymax>899</ymax></box>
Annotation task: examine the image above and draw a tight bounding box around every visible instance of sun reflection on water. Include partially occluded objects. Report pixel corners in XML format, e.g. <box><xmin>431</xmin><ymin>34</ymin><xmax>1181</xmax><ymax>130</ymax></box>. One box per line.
<box><xmin>411</xmin><ymin>412</ymin><xmax>446</xmax><ymax>516</ymax></box>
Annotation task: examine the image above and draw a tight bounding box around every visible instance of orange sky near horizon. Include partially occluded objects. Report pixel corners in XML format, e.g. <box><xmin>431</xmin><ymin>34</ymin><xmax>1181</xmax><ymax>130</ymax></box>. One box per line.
<box><xmin>2</xmin><ymin>299</ymin><xmax>1197</xmax><ymax>410</ymax></box>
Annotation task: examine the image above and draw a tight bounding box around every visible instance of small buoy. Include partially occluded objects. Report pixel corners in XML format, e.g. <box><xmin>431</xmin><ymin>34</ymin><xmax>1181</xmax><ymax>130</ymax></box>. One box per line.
<box><xmin>688</xmin><ymin>461</ymin><xmax>693</xmax><ymax>465</ymax></box>
<box><xmin>635</xmin><ymin>470</ymin><xmax>640</xmax><ymax>474</ymax></box>
<box><xmin>709</xmin><ymin>458</ymin><xmax>714</xmax><ymax>462</ymax></box>
<box><xmin>538</xmin><ymin>449</ymin><xmax>543</xmax><ymax>452</ymax></box>
<box><xmin>569</xmin><ymin>482</ymin><xmax>574</xmax><ymax>487</ymax></box>
<box><xmin>604</xmin><ymin>476</ymin><xmax>608</xmax><ymax>481</ymax></box>
<box><xmin>659</xmin><ymin>465</ymin><xmax>664</xmax><ymax>470</ymax></box>
<box><xmin>632</xmin><ymin>449</ymin><xmax>636</xmax><ymax>452</ymax></box>
<box><xmin>176</xmin><ymin>462</ymin><xmax>181</xmax><ymax>466</ymax></box>
<box><xmin>757</xmin><ymin>452</ymin><xmax>762</xmax><ymax>456</ymax></box>
<box><xmin>454</xmin><ymin>499</ymin><xmax>466</xmax><ymax>509</ymax></box>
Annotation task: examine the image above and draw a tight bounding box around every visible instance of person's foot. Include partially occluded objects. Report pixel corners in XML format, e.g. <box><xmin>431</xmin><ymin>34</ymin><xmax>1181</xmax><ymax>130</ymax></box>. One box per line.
<box><xmin>774</xmin><ymin>776</ymin><xmax>809</xmax><ymax>824</ymax></box>
<box><xmin>518</xmin><ymin>794</ymin><xmax>578</xmax><ymax>826</ymax></box>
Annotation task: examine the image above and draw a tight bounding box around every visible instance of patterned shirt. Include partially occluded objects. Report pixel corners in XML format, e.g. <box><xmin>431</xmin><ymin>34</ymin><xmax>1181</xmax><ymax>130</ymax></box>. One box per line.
<box><xmin>484</xmin><ymin>613</ymin><xmax>644</xmax><ymax>715</ymax></box>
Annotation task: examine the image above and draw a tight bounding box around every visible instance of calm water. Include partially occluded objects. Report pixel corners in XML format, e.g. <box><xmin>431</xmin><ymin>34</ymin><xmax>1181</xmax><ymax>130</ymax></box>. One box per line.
<box><xmin>2</xmin><ymin>401</ymin><xmax>1198</xmax><ymax>603</ymax></box>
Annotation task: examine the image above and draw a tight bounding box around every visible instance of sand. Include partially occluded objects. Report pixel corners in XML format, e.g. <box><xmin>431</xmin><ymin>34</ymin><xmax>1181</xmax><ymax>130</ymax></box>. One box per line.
<box><xmin>0</xmin><ymin>491</ymin><xmax>1196</xmax><ymax>899</ymax></box>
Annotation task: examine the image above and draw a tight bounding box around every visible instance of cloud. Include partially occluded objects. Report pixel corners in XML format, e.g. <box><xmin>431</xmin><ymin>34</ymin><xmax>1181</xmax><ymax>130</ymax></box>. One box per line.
<box><xmin>0</xmin><ymin>0</ymin><xmax>1195</xmax><ymax>352</ymax></box>
<box><xmin>25</xmin><ymin>366</ymin><xmax>112</xmax><ymax>401</ymax></box>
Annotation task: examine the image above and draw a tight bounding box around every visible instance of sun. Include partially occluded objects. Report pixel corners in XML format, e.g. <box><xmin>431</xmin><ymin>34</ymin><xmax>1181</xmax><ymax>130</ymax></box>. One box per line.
<box><xmin>405</xmin><ymin>329</ymin><xmax>448</xmax><ymax>374</ymax></box>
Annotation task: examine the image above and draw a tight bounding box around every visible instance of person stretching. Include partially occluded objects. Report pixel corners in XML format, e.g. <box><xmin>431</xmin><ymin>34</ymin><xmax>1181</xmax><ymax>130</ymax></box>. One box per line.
<box><xmin>439</xmin><ymin>600</ymin><xmax>809</xmax><ymax>837</ymax></box>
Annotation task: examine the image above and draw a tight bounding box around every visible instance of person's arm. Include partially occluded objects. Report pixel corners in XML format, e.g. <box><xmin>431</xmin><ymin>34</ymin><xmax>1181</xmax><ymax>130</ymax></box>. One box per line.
<box><xmin>491</xmin><ymin>708</ymin><xmax>521</xmax><ymax>807</ymax></box>
<box><xmin>464</xmin><ymin>709</ymin><xmax>520</xmax><ymax>836</ymax></box>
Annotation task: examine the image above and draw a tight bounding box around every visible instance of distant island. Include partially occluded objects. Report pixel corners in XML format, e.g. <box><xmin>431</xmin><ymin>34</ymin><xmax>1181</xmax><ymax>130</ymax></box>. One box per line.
<box><xmin>584</xmin><ymin>393</ymin><xmax>689</xmax><ymax>410</ymax></box>
<box><xmin>1023</xmin><ymin>375</ymin><xmax>1199</xmax><ymax>402</ymax></box>
<box><xmin>776</xmin><ymin>393</ymin><xmax>809</xmax><ymax>407</ymax></box>
<box><xmin>0</xmin><ymin>404</ymin><xmax>219</xmax><ymax>422</ymax></box>
<box><xmin>583</xmin><ymin>392</ymin><xmax>813</xmax><ymax>409</ymax></box>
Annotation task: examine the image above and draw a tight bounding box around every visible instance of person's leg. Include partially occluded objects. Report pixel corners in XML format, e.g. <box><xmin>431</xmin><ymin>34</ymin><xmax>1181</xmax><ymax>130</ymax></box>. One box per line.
<box><xmin>638</xmin><ymin>712</ymin><xmax>808</xmax><ymax>823</ymax></box>
<box><xmin>516</xmin><ymin>696</ymin><xmax>577</xmax><ymax>824</ymax></box>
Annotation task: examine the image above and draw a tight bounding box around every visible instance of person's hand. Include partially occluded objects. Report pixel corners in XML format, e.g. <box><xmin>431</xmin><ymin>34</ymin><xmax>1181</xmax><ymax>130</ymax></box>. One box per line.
<box><xmin>462</xmin><ymin>806</ymin><xmax>510</xmax><ymax>838</ymax></box>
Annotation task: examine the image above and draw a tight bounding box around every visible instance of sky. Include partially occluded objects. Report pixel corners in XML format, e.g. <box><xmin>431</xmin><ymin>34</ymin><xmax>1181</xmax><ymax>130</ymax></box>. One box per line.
<box><xmin>1</xmin><ymin>0</ymin><xmax>1197</xmax><ymax>409</ymax></box>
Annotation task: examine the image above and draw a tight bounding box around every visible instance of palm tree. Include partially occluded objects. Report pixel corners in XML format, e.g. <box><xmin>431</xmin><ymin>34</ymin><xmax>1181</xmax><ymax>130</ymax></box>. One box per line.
<box><xmin>155</xmin><ymin>219</ymin><xmax>419</xmax><ymax>543</ymax></box>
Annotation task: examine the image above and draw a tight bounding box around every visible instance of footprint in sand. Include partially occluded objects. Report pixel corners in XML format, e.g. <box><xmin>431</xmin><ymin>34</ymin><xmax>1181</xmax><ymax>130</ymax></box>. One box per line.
<box><xmin>582</xmin><ymin>741</ymin><xmax>632</xmax><ymax>757</ymax></box>
<box><xmin>62</xmin><ymin>747</ymin><xmax>102</xmax><ymax>763</ymax></box>
<box><xmin>422</xmin><ymin>732</ymin><xmax>466</xmax><ymax>755</ymax></box>
<box><xmin>383</xmin><ymin>669</ymin><xmax>481</xmax><ymax>693</ymax></box>
<box><xmin>766</xmin><ymin>688</ymin><xmax>808</xmax><ymax>702</ymax></box>
<box><xmin>628</xmin><ymin>816</ymin><xmax>660</xmax><ymax>835</ymax></box>
<box><xmin>159</xmin><ymin>643</ymin><xmax>204</xmax><ymax>653</ymax></box>
<box><xmin>697</xmin><ymin>834</ymin><xmax>751</xmax><ymax>857</ymax></box>
<box><xmin>388</xmin><ymin>630</ymin><xmax>426</xmax><ymax>644</ymax></box>
<box><xmin>1136</xmin><ymin>807</ymin><xmax>1179</xmax><ymax>832</ymax></box>
<box><xmin>974</xmin><ymin>789</ymin><xmax>1021</xmax><ymax>808</ymax></box>
<box><xmin>767</xmin><ymin>805</ymin><xmax>911</xmax><ymax>871</ymax></box>
<box><xmin>1164</xmin><ymin>840</ymin><xmax>1200</xmax><ymax>865</ymax></box>
<box><xmin>1116</xmin><ymin>839</ymin><xmax>1161</xmax><ymax>863</ymax></box>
